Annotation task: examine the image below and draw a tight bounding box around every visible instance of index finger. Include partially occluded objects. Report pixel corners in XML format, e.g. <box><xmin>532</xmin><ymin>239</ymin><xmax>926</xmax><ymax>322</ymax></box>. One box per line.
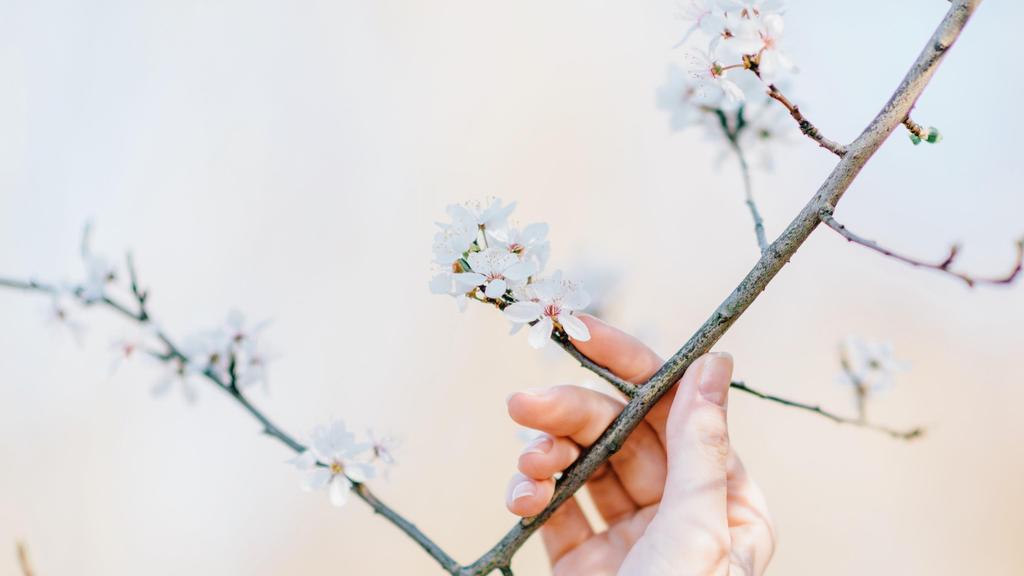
<box><xmin>571</xmin><ymin>314</ymin><xmax>677</xmax><ymax>443</ymax></box>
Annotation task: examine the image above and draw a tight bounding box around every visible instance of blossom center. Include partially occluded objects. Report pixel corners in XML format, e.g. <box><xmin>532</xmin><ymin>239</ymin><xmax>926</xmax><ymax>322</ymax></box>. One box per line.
<box><xmin>508</xmin><ymin>243</ymin><xmax>525</xmax><ymax>255</ymax></box>
<box><xmin>329</xmin><ymin>461</ymin><xmax>345</xmax><ymax>476</ymax></box>
<box><xmin>543</xmin><ymin>304</ymin><xmax>561</xmax><ymax>318</ymax></box>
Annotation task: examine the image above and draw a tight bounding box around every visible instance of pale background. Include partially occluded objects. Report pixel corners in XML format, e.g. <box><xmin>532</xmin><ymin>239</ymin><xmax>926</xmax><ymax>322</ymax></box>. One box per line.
<box><xmin>1</xmin><ymin>1</ymin><xmax>1022</xmax><ymax>575</ymax></box>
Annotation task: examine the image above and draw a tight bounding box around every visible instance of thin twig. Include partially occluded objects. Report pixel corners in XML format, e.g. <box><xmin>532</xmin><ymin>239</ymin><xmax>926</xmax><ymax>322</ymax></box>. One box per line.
<box><xmin>551</xmin><ymin>333</ymin><xmax>637</xmax><ymax>397</ymax></box>
<box><xmin>729</xmin><ymin>381</ymin><xmax>923</xmax><ymax>440</ymax></box>
<box><xmin>822</xmin><ymin>213</ymin><xmax>1023</xmax><ymax>287</ymax></box>
<box><xmin>765</xmin><ymin>83</ymin><xmax>848</xmax><ymax>157</ymax></box>
<box><xmin>714</xmin><ymin>108</ymin><xmax>769</xmax><ymax>253</ymax></box>
<box><xmin>730</xmin><ymin>137</ymin><xmax>769</xmax><ymax>253</ymax></box>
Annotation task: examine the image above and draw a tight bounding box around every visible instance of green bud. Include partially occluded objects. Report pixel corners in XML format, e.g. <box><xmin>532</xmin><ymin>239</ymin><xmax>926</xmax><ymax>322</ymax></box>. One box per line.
<box><xmin>925</xmin><ymin>127</ymin><xmax>942</xmax><ymax>144</ymax></box>
<box><xmin>909</xmin><ymin>133</ymin><xmax>922</xmax><ymax>145</ymax></box>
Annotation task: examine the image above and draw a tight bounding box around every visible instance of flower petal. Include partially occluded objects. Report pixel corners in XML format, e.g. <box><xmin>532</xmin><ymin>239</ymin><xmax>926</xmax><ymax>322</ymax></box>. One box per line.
<box><xmin>503</xmin><ymin>301</ymin><xmax>543</xmax><ymax>323</ymax></box>
<box><xmin>484</xmin><ymin>278</ymin><xmax>507</xmax><ymax>299</ymax></box>
<box><xmin>528</xmin><ymin>317</ymin><xmax>554</xmax><ymax>349</ymax></box>
<box><xmin>288</xmin><ymin>450</ymin><xmax>318</xmax><ymax>471</ymax></box>
<box><xmin>328</xmin><ymin>476</ymin><xmax>353</xmax><ymax>507</ymax></box>
<box><xmin>453</xmin><ymin>272</ymin><xmax>486</xmax><ymax>291</ymax></box>
<box><xmin>302</xmin><ymin>468</ymin><xmax>333</xmax><ymax>492</ymax></box>
<box><xmin>504</xmin><ymin>260</ymin><xmax>537</xmax><ymax>282</ymax></box>
<box><xmin>429</xmin><ymin>273</ymin><xmax>453</xmax><ymax>295</ymax></box>
<box><xmin>561</xmin><ymin>287</ymin><xmax>590</xmax><ymax>311</ymax></box>
<box><xmin>558</xmin><ymin>312</ymin><xmax>590</xmax><ymax>342</ymax></box>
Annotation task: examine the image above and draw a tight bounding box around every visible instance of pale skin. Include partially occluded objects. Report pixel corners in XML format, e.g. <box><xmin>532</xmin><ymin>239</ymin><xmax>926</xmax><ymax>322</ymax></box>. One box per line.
<box><xmin>505</xmin><ymin>315</ymin><xmax>775</xmax><ymax>575</ymax></box>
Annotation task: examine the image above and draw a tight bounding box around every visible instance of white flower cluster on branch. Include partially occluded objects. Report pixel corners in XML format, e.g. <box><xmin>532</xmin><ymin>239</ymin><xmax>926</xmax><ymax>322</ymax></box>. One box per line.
<box><xmin>430</xmin><ymin>199</ymin><xmax>591</xmax><ymax>348</ymax></box>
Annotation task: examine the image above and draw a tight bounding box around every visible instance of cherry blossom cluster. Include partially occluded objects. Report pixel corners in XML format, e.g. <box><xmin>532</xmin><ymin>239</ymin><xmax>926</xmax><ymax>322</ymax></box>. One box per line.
<box><xmin>658</xmin><ymin>0</ymin><xmax>797</xmax><ymax>165</ymax></box>
<box><xmin>836</xmin><ymin>335</ymin><xmax>909</xmax><ymax>417</ymax></box>
<box><xmin>429</xmin><ymin>199</ymin><xmax>592</xmax><ymax>348</ymax></box>
<box><xmin>290</xmin><ymin>419</ymin><xmax>397</xmax><ymax>507</ymax></box>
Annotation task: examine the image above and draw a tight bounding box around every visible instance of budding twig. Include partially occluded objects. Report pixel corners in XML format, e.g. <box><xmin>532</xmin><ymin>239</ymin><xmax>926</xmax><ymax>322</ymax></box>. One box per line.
<box><xmin>730</xmin><ymin>381</ymin><xmax>923</xmax><ymax>440</ymax></box>
<box><xmin>764</xmin><ymin>83</ymin><xmax>848</xmax><ymax>157</ymax></box>
<box><xmin>822</xmin><ymin>213</ymin><xmax>1023</xmax><ymax>287</ymax></box>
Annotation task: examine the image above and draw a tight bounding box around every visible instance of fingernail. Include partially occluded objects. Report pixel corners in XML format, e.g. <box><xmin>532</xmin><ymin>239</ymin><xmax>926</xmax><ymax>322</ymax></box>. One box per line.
<box><xmin>523</xmin><ymin>436</ymin><xmax>553</xmax><ymax>455</ymax></box>
<box><xmin>699</xmin><ymin>352</ymin><xmax>733</xmax><ymax>407</ymax></box>
<box><xmin>510</xmin><ymin>480</ymin><xmax>536</xmax><ymax>502</ymax></box>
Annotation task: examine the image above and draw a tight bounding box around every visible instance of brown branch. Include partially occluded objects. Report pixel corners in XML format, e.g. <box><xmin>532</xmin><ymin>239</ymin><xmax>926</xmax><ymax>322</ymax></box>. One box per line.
<box><xmin>765</xmin><ymin>83</ymin><xmax>848</xmax><ymax>157</ymax></box>
<box><xmin>729</xmin><ymin>381</ymin><xmax>923</xmax><ymax>440</ymax></box>
<box><xmin>822</xmin><ymin>213</ymin><xmax>1023</xmax><ymax>287</ymax></box>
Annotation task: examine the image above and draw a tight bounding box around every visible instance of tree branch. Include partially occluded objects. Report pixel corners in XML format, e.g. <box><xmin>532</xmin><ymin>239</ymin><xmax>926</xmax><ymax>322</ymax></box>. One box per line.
<box><xmin>729</xmin><ymin>381</ymin><xmax>923</xmax><ymax>440</ymax></box>
<box><xmin>822</xmin><ymin>213</ymin><xmax>1023</xmax><ymax>287</ymax></box>
<box><xmin>765</xmin><ymin>83</ymin><xmax>848</xmax><ymax>157</ymax></box>
<box><xmin>461</xmin><ymin>2</ymin><xmax>981</xmax><ymax>573</ymax></box>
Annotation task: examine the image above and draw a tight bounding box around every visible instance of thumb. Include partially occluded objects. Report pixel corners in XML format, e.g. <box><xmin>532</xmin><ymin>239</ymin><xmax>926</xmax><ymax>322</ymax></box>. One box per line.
<box><xmin>649</xmin><ymin>352</ymin><xmax>735</xmax><ymax>567</ymax></box>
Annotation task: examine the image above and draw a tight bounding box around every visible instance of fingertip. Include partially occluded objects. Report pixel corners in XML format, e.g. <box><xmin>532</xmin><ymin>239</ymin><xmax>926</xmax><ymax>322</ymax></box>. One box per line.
<box><xmin>506</xmin><ymin>474</ymin><xmax>555</xmax><ymax>517</ymax></box>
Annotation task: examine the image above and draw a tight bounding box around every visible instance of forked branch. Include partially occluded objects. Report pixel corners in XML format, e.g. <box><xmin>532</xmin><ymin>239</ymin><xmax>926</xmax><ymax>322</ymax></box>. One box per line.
<box><xmin>822</xmin><ymin>213</ymin><xmax>1023</xmax><ymax>287</ymax></box>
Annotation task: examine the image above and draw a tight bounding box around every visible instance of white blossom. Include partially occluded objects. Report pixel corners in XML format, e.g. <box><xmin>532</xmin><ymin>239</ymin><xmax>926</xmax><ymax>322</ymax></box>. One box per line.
<box><xmin>503</xmin><ymin>271</ymin><xmax>591</xmax><ymax>349</ymax></box>
<box><xmin>753</xmin><ymin>14</ymin><xmax>794</xmax><ymax>81</ymax></box>
<box><xmin>290</xmin><ymin>419</ymin><xmax>375</xmax><ymax>507</ymax></box>
<box><xmin>41</xmin><ymin>287</ymin><xmax>86</xmax><ymax>345</ymax></box>
<box><xmin>837</xmin><ymin>336</ymin><xmax>909</xmax><ymax>394</ymax></box>
<box><xmin>686</xmin><ymin>49</ymin><xmax>746</xmax><ymax>104</ymax></box>
<box><xmin>454</xmin><ymin>247</ymin><xmax>537</xmax><ymax>300</ymax></box>
<box><xmin>80</xmin><ymin>254</ymin><xmax>118</xmax><ymax>302</ymax></box>
<box><xmin>657</xmin><ymin>64</ymin><xmax>703</xmax><ymax>131</ymax></box>
<box><xmin>151</xmin><ymin>357</ymin><xmax>199</xmax><ymax>404</ymax></box>
<box><xmin>487</xmin><ymin>222</ymin><xmax>551</xmax><ymax>274</ymax></box>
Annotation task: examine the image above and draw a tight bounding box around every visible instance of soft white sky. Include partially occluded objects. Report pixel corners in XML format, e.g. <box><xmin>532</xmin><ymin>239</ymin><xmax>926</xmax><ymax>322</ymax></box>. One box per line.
<box><xmin>1</xmin><ymin>1</ymin><xmax>1022</xmax><ymax>575</ymax></box>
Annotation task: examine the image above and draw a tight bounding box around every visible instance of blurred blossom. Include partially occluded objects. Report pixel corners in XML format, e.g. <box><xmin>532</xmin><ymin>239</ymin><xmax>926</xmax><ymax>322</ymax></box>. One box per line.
<box><xmin>40</xmin><ymin>287</ymin><xmax>86</xmax><ymax>345</ymax></box>
<box><xmin>661</xmin><ymin>0</ymin><xmax>796</xmax><ymax>169</ymax></box>
<box><xmin>837</xmin><ymin>336</ymin><xmax>910</xmax><ymax>399</ymax></box>
<box><xmin>290</xmin><ymin>419</ymin><xmax>376</xmax><ymax>507</ymax></box>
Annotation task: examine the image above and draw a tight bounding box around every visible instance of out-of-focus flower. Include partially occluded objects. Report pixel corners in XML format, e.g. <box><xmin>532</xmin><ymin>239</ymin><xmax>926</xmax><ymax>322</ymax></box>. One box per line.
<box><xmin>687</xmin><ymin>49</ymin><xmax>745</xmax><ymax>104</ymax></box>
<box><xmin>80</xmin><ymin>254</ymin><xmax>117</xmax><ymax>302</ymax></box>
<box><xmin>290</xmin><ymin>419</ymin><xmax>375</xmax><ymax>507</ymax></box>
<box><xmin>657</xmin><ymin>64</ymin><xmax>703</xmax><ymax>131</ymax></box>
<box><xmin>836</xmin><ymin>336</ymin><xmax>910</xmax><ymax>394</ymax></box>
<box><xmin>753</xmin><ymin>14</ymin><xmax>793</xmax><ymax>81</ymax></box>
<box><xmin>368</xmin><ymin>430</ymin><xmax>399</xmax><ymax>467</ymax></box>
<box><xmin>503</xmin><ymin>271</ymin><xmax>591</xmax><ymax>348</ymax></box>
<box><xmin>449</xmin><ymin>198</ymin><xmax>516</xmax><ymax>232</ymax></box>
<box><xmin>151</xmin><ymin>357</ymin><xmax>199</xmax><ymax>404</ymax></box>
<box><xmin>41</xmin><ymin>287</ymin><xmax>86</xmax><ymax>345</ymax></box>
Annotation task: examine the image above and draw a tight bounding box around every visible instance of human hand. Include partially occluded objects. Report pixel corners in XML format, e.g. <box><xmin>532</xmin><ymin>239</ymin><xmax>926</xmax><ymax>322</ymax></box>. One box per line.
<box><xmin>505</xmin><ymin>316</ymin><xmax>774</xmax><ymax>575</ymax></box>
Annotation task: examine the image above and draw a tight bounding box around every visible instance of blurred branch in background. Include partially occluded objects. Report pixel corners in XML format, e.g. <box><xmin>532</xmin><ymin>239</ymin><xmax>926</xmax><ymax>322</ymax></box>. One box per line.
<box><xmin>16</xmin><ymin>542</ymin><xmax>35</xmax><ymax>576</ymax></box>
